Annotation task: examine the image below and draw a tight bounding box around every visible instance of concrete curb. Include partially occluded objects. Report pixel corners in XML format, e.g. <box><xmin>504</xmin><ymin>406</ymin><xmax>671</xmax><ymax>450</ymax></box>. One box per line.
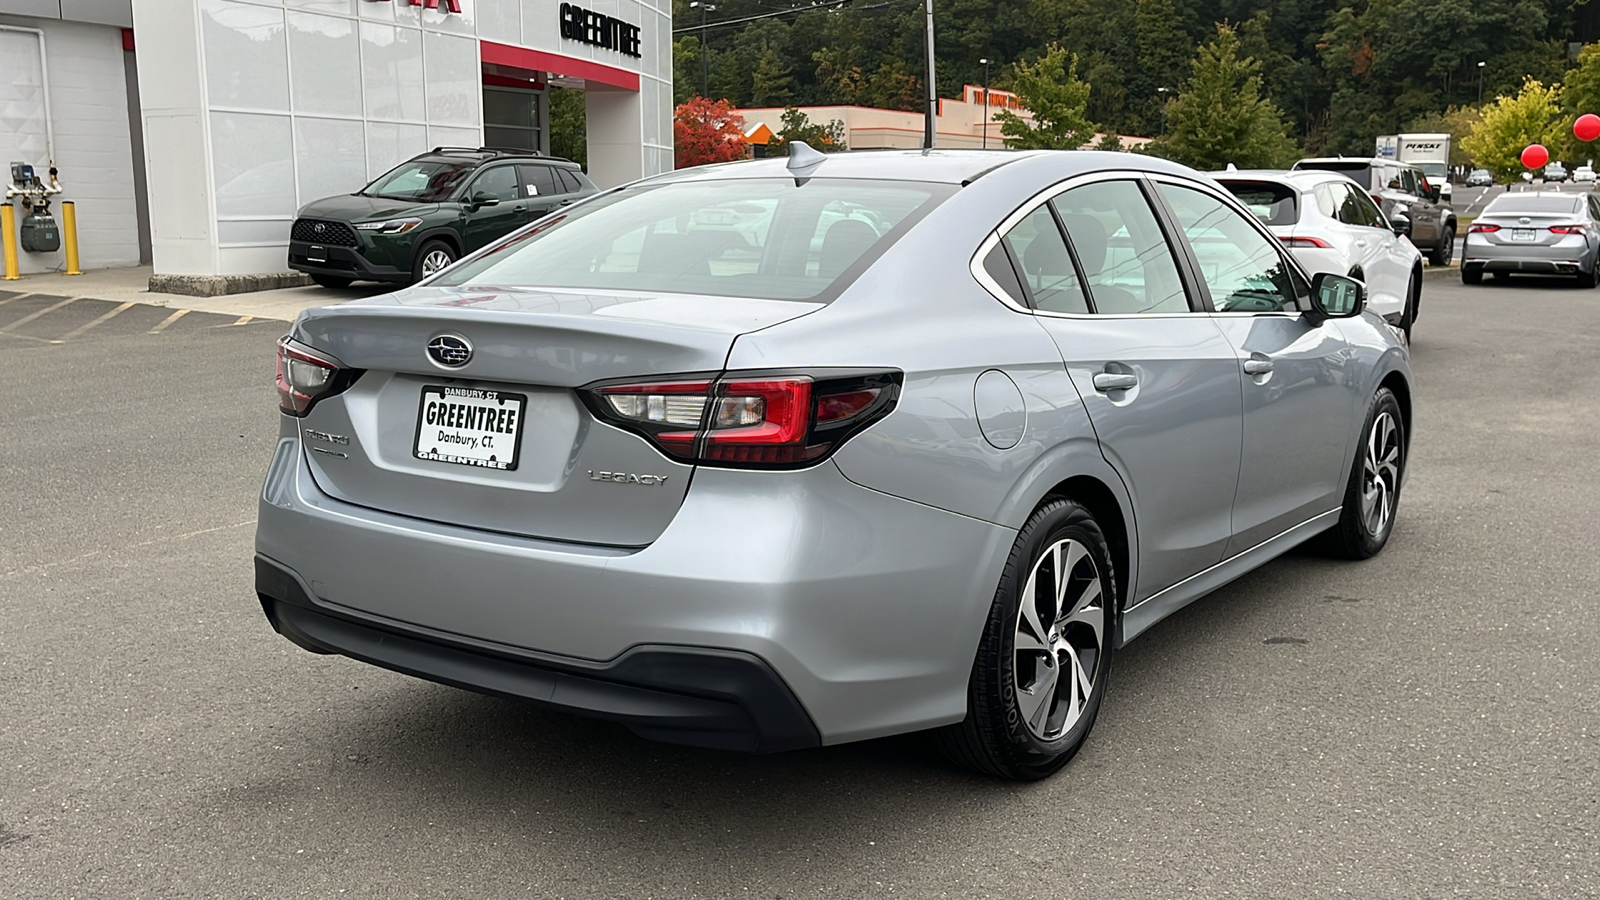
<box><xmin>148</xmin><ymin>272</ymin><xmax>312</xmax><ymax>297</ymax></box>
<box><xmin>1422</xmin><ymin>264</ymin><xmax>1460</xmax><ymax>280</ymax></box>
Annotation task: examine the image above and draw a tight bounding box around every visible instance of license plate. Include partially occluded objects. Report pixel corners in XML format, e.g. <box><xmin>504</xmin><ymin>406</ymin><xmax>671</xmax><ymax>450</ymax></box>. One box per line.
<box><xmin>308</xmin><ymin>244</ymin><xmax>327</xmax><ymax>262</ymax></box>
<box><xmin>1511</xmin><ymin>229</ymin><xmax>1537</xmax><ymax>242</ymax></box>
<box><xmin>413</xmin><ymin>386</ymin><xmax>525</xmax><ymax>471</ymax></box>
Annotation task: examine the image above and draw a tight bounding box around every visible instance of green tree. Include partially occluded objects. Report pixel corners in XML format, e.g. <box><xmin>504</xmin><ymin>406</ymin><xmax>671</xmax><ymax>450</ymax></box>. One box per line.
<box><xmin>1148</xmin><ymin>24</ymin><xmax>1298</xmax><ymax>169</ymax></box>
<box><xmin>749</xmin><ymin>45</ymin><xmax>794</xmax><ymax>107</ymax></box>
<box><xmin>771</xmin><ymin>107</ymin><xmax>846</xmax><ymax>153</ymax></box>
<box><xmin>1461</xmin><ymin>77</ymin><xmax>1563</xmax><ymax>179</ymax></box>
<box><xmin>996</xmin><ymin>44</ymin><xmax>1098</xmax><ymax>149</ymax></box>
<box><xmin>548</xmin><ymin>87</ymin><xmax>587</xmax><ymax>170</ymax></box>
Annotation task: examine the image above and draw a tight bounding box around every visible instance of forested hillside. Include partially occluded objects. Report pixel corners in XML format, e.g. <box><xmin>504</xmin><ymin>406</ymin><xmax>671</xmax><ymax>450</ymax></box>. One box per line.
<box><xmin>671</xmin><ymin>0</ymin><xmax>1600</xmax><ymax>154</ymax></box>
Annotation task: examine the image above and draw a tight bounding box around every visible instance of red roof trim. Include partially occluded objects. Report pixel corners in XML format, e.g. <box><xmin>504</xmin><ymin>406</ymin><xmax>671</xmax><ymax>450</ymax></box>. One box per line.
<box><xmin>479</xmin><ymin>40</ymin><xmax>639</xmax><ymax>92</ymax></box>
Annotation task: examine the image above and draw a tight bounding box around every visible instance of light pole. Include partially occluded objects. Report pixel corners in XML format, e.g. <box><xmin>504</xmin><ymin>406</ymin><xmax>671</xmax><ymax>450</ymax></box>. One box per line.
<box><xmin>980</xmin><ymin>57</ymin><xmax>991</xmax><ymax>150</ymax></box>
<box><xmin>690</xmin><ymin>2</ymin><xmax>716</xmax><ymax>98</ymax></box>
<box><xmin>1157</xmin><ymin>87</ymin><xmax>1169</xmax><ymax>136</ymax></box>
<box><xmin>1477</xmin><ymin>60</ymin><xmax>1486</xmax><ymax>106</ymax></box>
<box><xmin>922</xmin><ymin>0</ymin><xmax>937</xmax><ymax>149</ymax></box>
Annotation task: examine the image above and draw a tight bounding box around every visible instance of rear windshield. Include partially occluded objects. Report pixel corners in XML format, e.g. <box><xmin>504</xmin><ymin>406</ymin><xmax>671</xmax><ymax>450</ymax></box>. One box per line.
<box><xmin>1216</xmin><ymin>181</ymin><xmax>1299</xmax><ymax>225</ymax></box>
<box><xmin>1484</xmin><ymin>195</ymin><xmax>1582</xmax><ymax>215</ymax></box>
<box><xmin>363</xmin><ymin>160</ymin><xmax>476</xmax><ymax>202</ymax></box>
<box><xmin>431</xmin><ymin>178</ymin><xmax>952</xmax><ymax>301</ymax></box>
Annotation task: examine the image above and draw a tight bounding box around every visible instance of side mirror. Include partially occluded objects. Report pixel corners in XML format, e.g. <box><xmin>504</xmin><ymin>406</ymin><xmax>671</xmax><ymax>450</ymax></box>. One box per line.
<box><xmin>1428</xmin><ymin>184</ymin><xmax>1442</xmax><ymax>202</ymax></box>
<box><xmin>1390</xmin><ymin>212</ymin><xmax>1412</xmax><ymax>236</ymax></box>
<box><xmin>1309</xmin><ymin>272</ymin><xmax>1365</xmax><ymax>320</ymax></box>
<box><xmin>469</xmin><ymin>191</ymin><xmax>500</xmax><ymax>209</ymax></box>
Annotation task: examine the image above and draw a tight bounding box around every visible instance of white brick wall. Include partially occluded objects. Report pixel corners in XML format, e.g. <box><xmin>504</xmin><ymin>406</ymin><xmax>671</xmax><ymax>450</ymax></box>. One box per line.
<box><xmin>0</xmin><ymin>15</ymin><xmax>140</xmax><ymax>274</ymax></box>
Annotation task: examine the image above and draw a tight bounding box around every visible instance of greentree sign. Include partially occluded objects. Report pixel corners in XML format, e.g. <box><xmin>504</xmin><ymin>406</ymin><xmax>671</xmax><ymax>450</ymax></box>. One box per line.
<box><xmin>558</xmin><ymin>3</ymin><xmax>642</xmax><ymax>59</ymax></box>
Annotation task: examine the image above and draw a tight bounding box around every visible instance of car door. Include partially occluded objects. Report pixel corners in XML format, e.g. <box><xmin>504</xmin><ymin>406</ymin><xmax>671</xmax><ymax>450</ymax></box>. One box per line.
<box><xmin>518</xmin><ymin>163</ymin><xmax>566</xmax><ymax>222</ymax></box>
<box><xmin>1018</xmin><ymin>176</ymin><xmax>1244</xmax><ymax>603</ymax></box>
<box><xmin>1403</xmin><ymin>168</ymin><xmax>1441</xmax><ymax>246</ymax></box>
<box><xmin>460</xmin><ymin>164</ymin><xmax>524</xmax><ymax>252</ymax></box>
<box><xmin>1150</xmin><ymin>177</ymin><xmax>1359</xmax><ymax>555</ymax></box>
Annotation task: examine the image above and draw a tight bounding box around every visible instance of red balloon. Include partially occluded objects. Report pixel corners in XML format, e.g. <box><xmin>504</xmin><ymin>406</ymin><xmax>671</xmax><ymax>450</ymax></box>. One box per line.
<box><xmin>1576</xmin><ymin>114</ymin><xmax>1600</xmax><ymax>142</ymax></box>
<box><xmin>1522</xmin><ymin>144</ymin><xmax>1550</xmax><ymax>169</ymax></box>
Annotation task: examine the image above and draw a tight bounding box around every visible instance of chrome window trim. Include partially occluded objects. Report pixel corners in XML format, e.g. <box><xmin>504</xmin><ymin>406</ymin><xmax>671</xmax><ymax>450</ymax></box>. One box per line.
<box><xmin>969</xmin><ymin>169</ymin><xmax>1214</xmax><ymax>320</ymax></box>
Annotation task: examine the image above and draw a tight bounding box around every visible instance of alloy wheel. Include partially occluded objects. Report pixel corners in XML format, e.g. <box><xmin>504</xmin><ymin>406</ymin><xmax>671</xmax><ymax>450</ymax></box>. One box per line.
<box><xmin>422</xmin><ymin>249</ymin><xmax>454</xmax><ymax>276</ymax></box>
<box><xmin>1361</xmin><ymin>411</ymin><xmax>1401</xmax><ymax>537</ymax></box>
<box><xmin>1013</xmin><ymin>538</ymin><xmax>1106</xmax><ymax>742</ymax></box>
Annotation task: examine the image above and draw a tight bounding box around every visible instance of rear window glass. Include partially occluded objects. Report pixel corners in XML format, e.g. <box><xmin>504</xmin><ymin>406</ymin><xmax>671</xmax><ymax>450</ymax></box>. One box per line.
<box><xmin>1484</xmin><ymin>195</ymin><xmax>1582</xmax><ymax>215</ymax></box>
<box><xmin>1216</xmin><ymin>181</ymin><xmax>1299</xmax><ymax>225</ymax></box>
<box><xmin>432</xmin><ymin>178</ymin><xmax>952</xmax><ymax>301</ymax></box>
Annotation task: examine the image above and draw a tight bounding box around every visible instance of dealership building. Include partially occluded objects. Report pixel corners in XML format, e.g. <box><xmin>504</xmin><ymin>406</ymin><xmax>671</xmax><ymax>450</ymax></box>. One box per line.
<box><xmin>0</xmin><ymin>0</ymin><xmax>673</xmax><ymax>288</ymax></box>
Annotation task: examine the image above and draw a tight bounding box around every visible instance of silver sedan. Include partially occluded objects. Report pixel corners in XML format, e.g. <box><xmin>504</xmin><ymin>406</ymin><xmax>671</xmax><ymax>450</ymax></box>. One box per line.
<box><xmin>1462</xmin><ymin>190</ymin><xmax>1600</xmax><ymax>286</ymax></box>
<box><xmin>257</xmin><ymin>149</ymin><xmax>1413</xmax><ymax>780</ymax></box>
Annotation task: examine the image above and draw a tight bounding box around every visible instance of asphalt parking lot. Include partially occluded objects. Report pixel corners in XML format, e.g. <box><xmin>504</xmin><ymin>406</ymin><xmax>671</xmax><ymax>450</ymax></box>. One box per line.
<box><xmin>2</xmin><ymin>277</ymin><xmax>1597</xmax><ymax>898</ymax></box>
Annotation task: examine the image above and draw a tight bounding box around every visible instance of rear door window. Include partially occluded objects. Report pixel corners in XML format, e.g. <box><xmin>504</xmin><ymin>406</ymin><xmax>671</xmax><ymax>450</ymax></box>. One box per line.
<box><xmin>1051</xmin><ymin>180</ymin><xmax>1191</xmax><ymax>314</ymax></box>
<box><xmin>519</xmin><ymin>165</ymin><xmax>560</xmax><ymax>197</ymax></box>
<box><xmin>557</xmin><ymin>169</ymin><xmax>583</xmax><ymax>193</ymax></box>
<box><xmin>1004</xmin><ymin>205</ymin><xmax>1090</xmax><ymax>313</ymax></box>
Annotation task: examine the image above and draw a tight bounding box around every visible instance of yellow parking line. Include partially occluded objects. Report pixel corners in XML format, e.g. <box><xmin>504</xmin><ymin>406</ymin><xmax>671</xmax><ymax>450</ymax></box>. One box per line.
<box><xmin>214</xmin><ymin>315</ymin><xmax>255</xmax><ymax>327</ymax></box>
<box><xmin>0</xmin><ymin>296</ymin><xmax>77</xmax><ymax>333</ymax></box>
<box><xmin>148</xmin><ymin>309</ymin><xmax>190</xmax><ymax>334</ymax></box>
<box><xmin>59</xmin><ymin>301</ymin><xmax>135</xmax><ymax>340</ymax></box>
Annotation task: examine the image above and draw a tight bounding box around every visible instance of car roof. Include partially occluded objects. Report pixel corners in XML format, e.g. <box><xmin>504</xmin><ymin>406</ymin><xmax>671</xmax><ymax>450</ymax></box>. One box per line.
<box><xmin>412</xmin><ymin>148</ymin><xmax>582</xmax><ymax>169</ymax></box>
<box><xmin>1211</xmin><ymin>168</ymin><xmax>1366</xmax><ymax>191</ymax></box>
<box><xmin>1297</xmin><ymin>156</ymin><xmax>1418</xmax><ymax>169</ymax></box>
<box><xmin>635</xmin><ymin>149</ymin><xmax>1211</xmax><ymax>187</ymax></box>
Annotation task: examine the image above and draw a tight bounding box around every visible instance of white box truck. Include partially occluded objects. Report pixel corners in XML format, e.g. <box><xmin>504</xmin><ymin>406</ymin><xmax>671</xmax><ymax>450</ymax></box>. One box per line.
<box><xmin>1392</xmin><ymin>133</ymin><xmax>1452</xmax><ymax>202</ymax></box>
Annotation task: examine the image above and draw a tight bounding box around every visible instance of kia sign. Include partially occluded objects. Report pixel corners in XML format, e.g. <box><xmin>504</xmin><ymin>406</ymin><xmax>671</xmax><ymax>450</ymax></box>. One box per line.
<box><xmin>559</xmin><ymin>3</ymin><xmax>643</xmax><ymax>59</ymax></box>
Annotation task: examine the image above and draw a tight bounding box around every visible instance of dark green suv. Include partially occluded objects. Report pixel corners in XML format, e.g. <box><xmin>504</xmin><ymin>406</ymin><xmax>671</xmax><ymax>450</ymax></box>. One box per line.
<box><xmin>288</xmin><ymin>148</ymin><xmax>597</xmax><ymax>288</ymax></box>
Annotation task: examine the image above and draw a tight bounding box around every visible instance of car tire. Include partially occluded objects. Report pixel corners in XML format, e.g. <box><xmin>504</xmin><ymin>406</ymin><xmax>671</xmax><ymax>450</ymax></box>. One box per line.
<box><xmin>1319</xmin><ymin>387</ymin><xmax>1405</xmax><ymax>561</ymax></box>
<box><xmin>935</xmin><ymin>498</ymin><xmax>1115</xmax><ymax>781</ymax></box>
<box><xmin>310</xmin><ymin>275</ymin><xmax>354</xmax><ymax>289</ymax></box>
<box><xmin>412</xmin><ymin>240</ymin><xmax>458</xmax><ymax>284</ymax></box>
<box><xmin>1429</xmin><ymin>226</ymin><xmax>1454</xmax><ymax>266</ymax></box>
<box><xmin>1461</xmin><ymin>266</ymin><xmax>1482</xmax><ymax>285</ymax></box>
<box><xmin>1579</xmin><ymin>267</ymin><xmax>1598</xmax><ymax>289</ymax></box>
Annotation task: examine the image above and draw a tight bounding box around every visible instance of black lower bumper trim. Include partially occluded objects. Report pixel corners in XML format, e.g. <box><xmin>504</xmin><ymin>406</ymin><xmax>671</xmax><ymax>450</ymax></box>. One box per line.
<box><xmin>287</xmin><ymin>241</ymin><xmax>409</xmax><ymax>283</ymax></box>
<box><xmin>255</xmin><ymin>555</ymin><xmax>820</xmax><ymax>753</ymax></box>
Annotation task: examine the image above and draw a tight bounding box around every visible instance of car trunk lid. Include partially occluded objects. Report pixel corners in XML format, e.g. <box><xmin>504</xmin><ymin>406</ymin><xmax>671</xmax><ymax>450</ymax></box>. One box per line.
<box><xmin>291</xmin><ymin>285</ymin><xmax>821</xmax><ymax>546</ymax></box>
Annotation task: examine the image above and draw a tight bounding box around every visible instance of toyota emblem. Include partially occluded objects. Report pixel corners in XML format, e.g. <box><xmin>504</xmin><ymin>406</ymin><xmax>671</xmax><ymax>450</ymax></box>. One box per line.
<box><xmin>313</xmin><ymin>222</ymin><xmax>326</xmax><ymax>233</ymax></box>
<box><xmin>427</xmin><ymin>334</ymin><xmax>473</xmax><ymax>368</ymax></box>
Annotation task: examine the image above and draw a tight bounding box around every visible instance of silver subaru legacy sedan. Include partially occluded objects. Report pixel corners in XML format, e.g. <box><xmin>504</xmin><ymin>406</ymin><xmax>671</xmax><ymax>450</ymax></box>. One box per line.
<box><xmin>257</xmin><ymin>149</ymin><xmax>1412</xmax><ymax>780</ymax></box>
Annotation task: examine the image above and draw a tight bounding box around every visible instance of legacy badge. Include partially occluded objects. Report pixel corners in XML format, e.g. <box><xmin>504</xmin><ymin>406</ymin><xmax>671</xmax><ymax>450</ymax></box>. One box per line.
<box><xmin>588</xmin><ymin>470</ymin><xmax>668</xmax><ymax>486</ymax></box>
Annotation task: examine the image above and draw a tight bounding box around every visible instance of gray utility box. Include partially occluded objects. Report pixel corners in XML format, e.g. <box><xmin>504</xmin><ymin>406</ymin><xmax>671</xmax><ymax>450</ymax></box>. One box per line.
<box><xmin>20</xmin><ymin>212</ymin><xmax>60</xmax><ymax>252</ymax></box>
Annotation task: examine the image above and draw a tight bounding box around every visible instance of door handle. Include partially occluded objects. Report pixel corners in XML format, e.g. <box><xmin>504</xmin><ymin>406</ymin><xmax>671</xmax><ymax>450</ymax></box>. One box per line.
<box><xmin>1092</xmin><ymin>372</ymin><xmax>1139</xmax><ymax>392</ymax></box>
<box><xmin>1243</xmin><ymin>358</ymin><xmax>1274</xmax><ymax>376</ymax></box>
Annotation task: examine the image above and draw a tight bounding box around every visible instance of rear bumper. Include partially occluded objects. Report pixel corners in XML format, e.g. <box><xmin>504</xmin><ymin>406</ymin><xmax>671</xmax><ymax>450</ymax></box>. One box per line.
<box><xmin>255</xmin><ymin>428</ymin><xmax>1016</xmax><ymax>746</ymax></box>
<box><xmin>256</xmin><ymin>554</ymin><xmax>819</xmax><ymax>752</ymax></box>
<box><xmin>288</xmin><ymin>240</ymin><xmax>410</xmax><ymax>284</ymax></box>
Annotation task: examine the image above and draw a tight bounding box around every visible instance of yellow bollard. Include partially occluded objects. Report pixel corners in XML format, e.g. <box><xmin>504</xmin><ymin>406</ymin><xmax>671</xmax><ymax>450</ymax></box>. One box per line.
<box><xmin>62</xmin><ymin>200</ymin><xmax>82</xmax><ymax>276</ymax></box>
<box><xmin>1</xmin><ymin>204</ymin><xmax>19</xmax><ymax>280</ymax></box>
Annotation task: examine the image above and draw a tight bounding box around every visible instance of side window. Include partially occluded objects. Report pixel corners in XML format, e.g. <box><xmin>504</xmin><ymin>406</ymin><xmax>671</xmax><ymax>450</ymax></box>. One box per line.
<box><xmin>557</xmin><ymin>169</ymin><xmax>583</xmax><ymax>193</ymax></box>
<box><xmin>980</xmin><ymin>240</ymin><xmax>1028</xmax><ymax>307</ymax></box>
<box><xmin>519</xmin><ymin>164</ymin><xmax>560</xmax><ymax>197</ymax></box>
<box><xmin>1052</xmin><ymin>180</ymin><xmax>1190</xmax><ymax>314</ymax></box>
<box><xmin>1349</xmin><ymin>188</ymin><xmax>1387</xmax><ymax>229</ymax></box>
<box><xmin>1004</xmin><ymin>205</ymin><xmax>1090</xmax><ymax>313</ymax></box>
<box><xmin>1400</xmin><ymin>169</ymin><xmax>1421</xmax><ymax>197</ymax></box>
<box><xmin>1314</xmin><ymin>184</ymin><xmax>1339</xmax><ymax>218</ymax></box>
<box><xmin>1332</xmin><ymin>183</ymin><xmax>1370</xmax><ymax>227</ymax></box>
<box><xmin>1155</xmin><ymin>183</ymin><xmax>1301</xmax><ymax>313</ymax></box>
<box><xmin>469</xmin><ymin>165</ymin><xmax>520</xmax><ymax>202</ymax></box>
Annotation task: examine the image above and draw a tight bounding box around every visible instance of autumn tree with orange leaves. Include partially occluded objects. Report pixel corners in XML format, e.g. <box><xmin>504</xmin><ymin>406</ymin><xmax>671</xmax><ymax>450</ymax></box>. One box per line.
<box><xmin>674</xmin><ymin>97</ymin><xmax>747</xmax><ymax>169</ymax></box>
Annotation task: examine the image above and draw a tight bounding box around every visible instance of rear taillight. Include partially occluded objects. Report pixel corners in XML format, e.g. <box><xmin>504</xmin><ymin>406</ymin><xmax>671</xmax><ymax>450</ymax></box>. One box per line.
<box><xmin>1279</xmin><ymin>235</ymin><xmax>1333</xmax><ymax>248</ymax></box>
<box><xmin>275</xmin><ymin>337</ymin><xmax>362</xmax><ymax>417</ymax></box>
<box><xmin>1469</xmin><ymin>223</ymin><xmax>1500</xmax><ymax>233</ymax></box>
<box><xmin>582</xmin><ymin>369</ymin><xmax>902</xmax><ymax>469</ymax></box>
<box><xmin>1550</xmin><ymin>224</ymin><xmax>1587</xmax><ymax>234</ymax></box>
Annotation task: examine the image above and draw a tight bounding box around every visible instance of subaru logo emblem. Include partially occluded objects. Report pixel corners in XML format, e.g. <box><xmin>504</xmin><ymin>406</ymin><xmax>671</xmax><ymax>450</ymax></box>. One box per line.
<box><xmin>427</xmin><ymin>334</ymin><xmax>473</xmax><ymax>368</ymax></box>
